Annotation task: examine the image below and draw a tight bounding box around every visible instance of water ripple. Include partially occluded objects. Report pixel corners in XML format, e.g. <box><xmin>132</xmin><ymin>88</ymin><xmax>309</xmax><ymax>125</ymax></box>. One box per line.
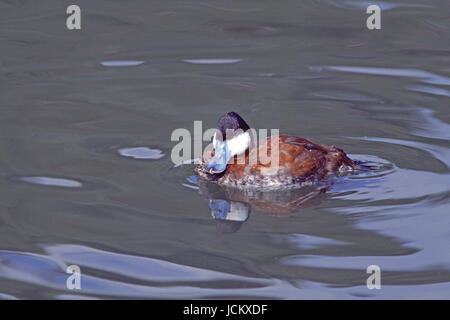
<box><xmin>354</xmin><ymin>137</ymin><xmax>450</xmax><ymax>168</ymax></box>
<box><xmin>311</xmin><ymin>66</ymin><xmax>450</xmax><ymax>86</ymax></box>
<box><xmin>100</xmin><ymin>61</ymin><xmax>145</xmax><ymax>67</ymax></box>
<box><xmin>0</xmin><ymin>245</ymin><xmax>281</xmax><ymax>299</ymax></box>
<box><xmin>18</xmin><ymin>176</ymin><xmax>82</xmax><ymax>188</ymax></box>
<box><xmin>183</xmin><ymin>59</ymin><xmax>242</xmax><ymax>64</ymax></box>
<box><xmin>406</xmin><ymin>85</ymin><xmax>450</xmax><ymax>98</ymax></box>
<box><xmin>118</xmin><ymin>147</ymin><xmax>165</xmax><ymax>160</ymax></box>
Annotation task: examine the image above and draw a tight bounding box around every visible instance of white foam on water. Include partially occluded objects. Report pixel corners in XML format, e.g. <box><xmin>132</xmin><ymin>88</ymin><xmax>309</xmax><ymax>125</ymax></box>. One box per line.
<box><xmin>19</xmin><ymin>176</ymin><xmax>82</xmax><ymax>188</ymax></box>
<box><xmin>183</xmin><ymin>59</ymin><xmax>242</xmax><ymax>64</ymax></box>
<box><xmin>100</xmin><ymin>60</ymin><xmax>145</xmax><ymax>67</ymax></box>
<box><xmin>118</xmin><ymin>147</ymin><xmax>165</xmax><ymax>160</ymax></box>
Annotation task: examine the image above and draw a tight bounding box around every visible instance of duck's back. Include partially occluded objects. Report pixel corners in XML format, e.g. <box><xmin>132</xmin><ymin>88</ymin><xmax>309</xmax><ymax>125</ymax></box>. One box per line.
<box><xmin>197</xmin><ymin>134</ymin><xmax>357</xmax><ymax>188</ymax></box>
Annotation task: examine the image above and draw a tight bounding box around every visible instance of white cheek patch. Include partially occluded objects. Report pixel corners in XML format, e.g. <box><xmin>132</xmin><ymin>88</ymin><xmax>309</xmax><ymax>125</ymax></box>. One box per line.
<box><xmin>226</xmin><ymin>132</ymin><xmax>251</xmax><ymax>157</ymax></box>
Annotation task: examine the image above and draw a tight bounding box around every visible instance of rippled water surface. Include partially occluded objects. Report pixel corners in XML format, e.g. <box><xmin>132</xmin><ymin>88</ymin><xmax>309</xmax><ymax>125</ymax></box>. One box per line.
<box><xmin>1</xmin><ymin>0</ymin><xmax>449</xmax><ymax>299</ymax></box>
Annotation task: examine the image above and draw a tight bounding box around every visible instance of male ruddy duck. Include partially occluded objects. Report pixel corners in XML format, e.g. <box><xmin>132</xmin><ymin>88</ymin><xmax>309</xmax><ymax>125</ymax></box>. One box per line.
<box><xmin>195</xmin><ymin>112</ymin><xmax>357</xmax><ymax>188</ymax></box>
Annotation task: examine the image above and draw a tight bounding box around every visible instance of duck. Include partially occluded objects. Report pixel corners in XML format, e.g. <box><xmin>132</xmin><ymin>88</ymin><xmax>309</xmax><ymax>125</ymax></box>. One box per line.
<box><xmin>195</xmin><ymin>112</ymin><xmax>358</xmax><ymax>188</ymax></box>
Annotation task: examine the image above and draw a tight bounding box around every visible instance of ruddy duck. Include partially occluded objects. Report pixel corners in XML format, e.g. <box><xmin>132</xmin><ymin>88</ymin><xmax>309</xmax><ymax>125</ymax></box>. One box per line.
<box><xmin>195</xmin><ymin>112</ymin><xmax>357</xmax><ymax>188</ymax></box>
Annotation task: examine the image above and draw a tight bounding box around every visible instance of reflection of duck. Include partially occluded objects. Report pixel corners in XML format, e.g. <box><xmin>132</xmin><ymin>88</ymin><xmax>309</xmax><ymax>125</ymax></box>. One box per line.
<box><xmin>198</xmin><ymin>177</ymin><xmax>327</xmax><ymax>213</ymax></box>
<box><xmin>197</xmin><ymin>177</ymin><xmax>328</xmax><ymax>233</ymax></box>
<box><xmin>195</xmin><ymin>112</ymin><xmax>357</xmax><ymax>188</ymax></box>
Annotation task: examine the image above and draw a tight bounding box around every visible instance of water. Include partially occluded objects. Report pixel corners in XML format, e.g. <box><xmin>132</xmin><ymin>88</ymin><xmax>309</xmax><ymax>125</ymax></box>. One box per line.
<box><xmin>1</xmin><ymin>0</ymin><xmax>449</xmax><ymax>299</ymax></box>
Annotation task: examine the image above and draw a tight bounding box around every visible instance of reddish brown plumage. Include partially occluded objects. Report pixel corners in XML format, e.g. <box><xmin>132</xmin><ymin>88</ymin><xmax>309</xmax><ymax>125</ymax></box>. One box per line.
<box><xmin>195</xmin><ymin>134</ymin><xmax>357</xmax><ymax>188</ymax></box>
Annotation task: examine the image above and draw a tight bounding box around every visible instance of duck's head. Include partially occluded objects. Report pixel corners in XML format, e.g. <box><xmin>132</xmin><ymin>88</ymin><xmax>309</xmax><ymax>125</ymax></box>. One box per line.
<box><xmin>206</xmin><ymin>112</ymin><xmax>251</xmax><ymax>174</ymax></box>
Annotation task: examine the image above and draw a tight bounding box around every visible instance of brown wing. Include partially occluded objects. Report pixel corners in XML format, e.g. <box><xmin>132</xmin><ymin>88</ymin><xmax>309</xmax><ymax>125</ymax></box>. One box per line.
<box><xmin>229</xmin><ymin>134</ymin><xmax>355</xmax><ymax>181</ymax></box>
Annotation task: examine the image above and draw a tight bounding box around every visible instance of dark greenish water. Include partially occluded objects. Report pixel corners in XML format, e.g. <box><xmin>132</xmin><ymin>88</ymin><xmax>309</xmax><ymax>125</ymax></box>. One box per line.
<box><xmin>1</xmin><ymin>0</ymin><xmax>449</xmax><ymax>299</ymax></box>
